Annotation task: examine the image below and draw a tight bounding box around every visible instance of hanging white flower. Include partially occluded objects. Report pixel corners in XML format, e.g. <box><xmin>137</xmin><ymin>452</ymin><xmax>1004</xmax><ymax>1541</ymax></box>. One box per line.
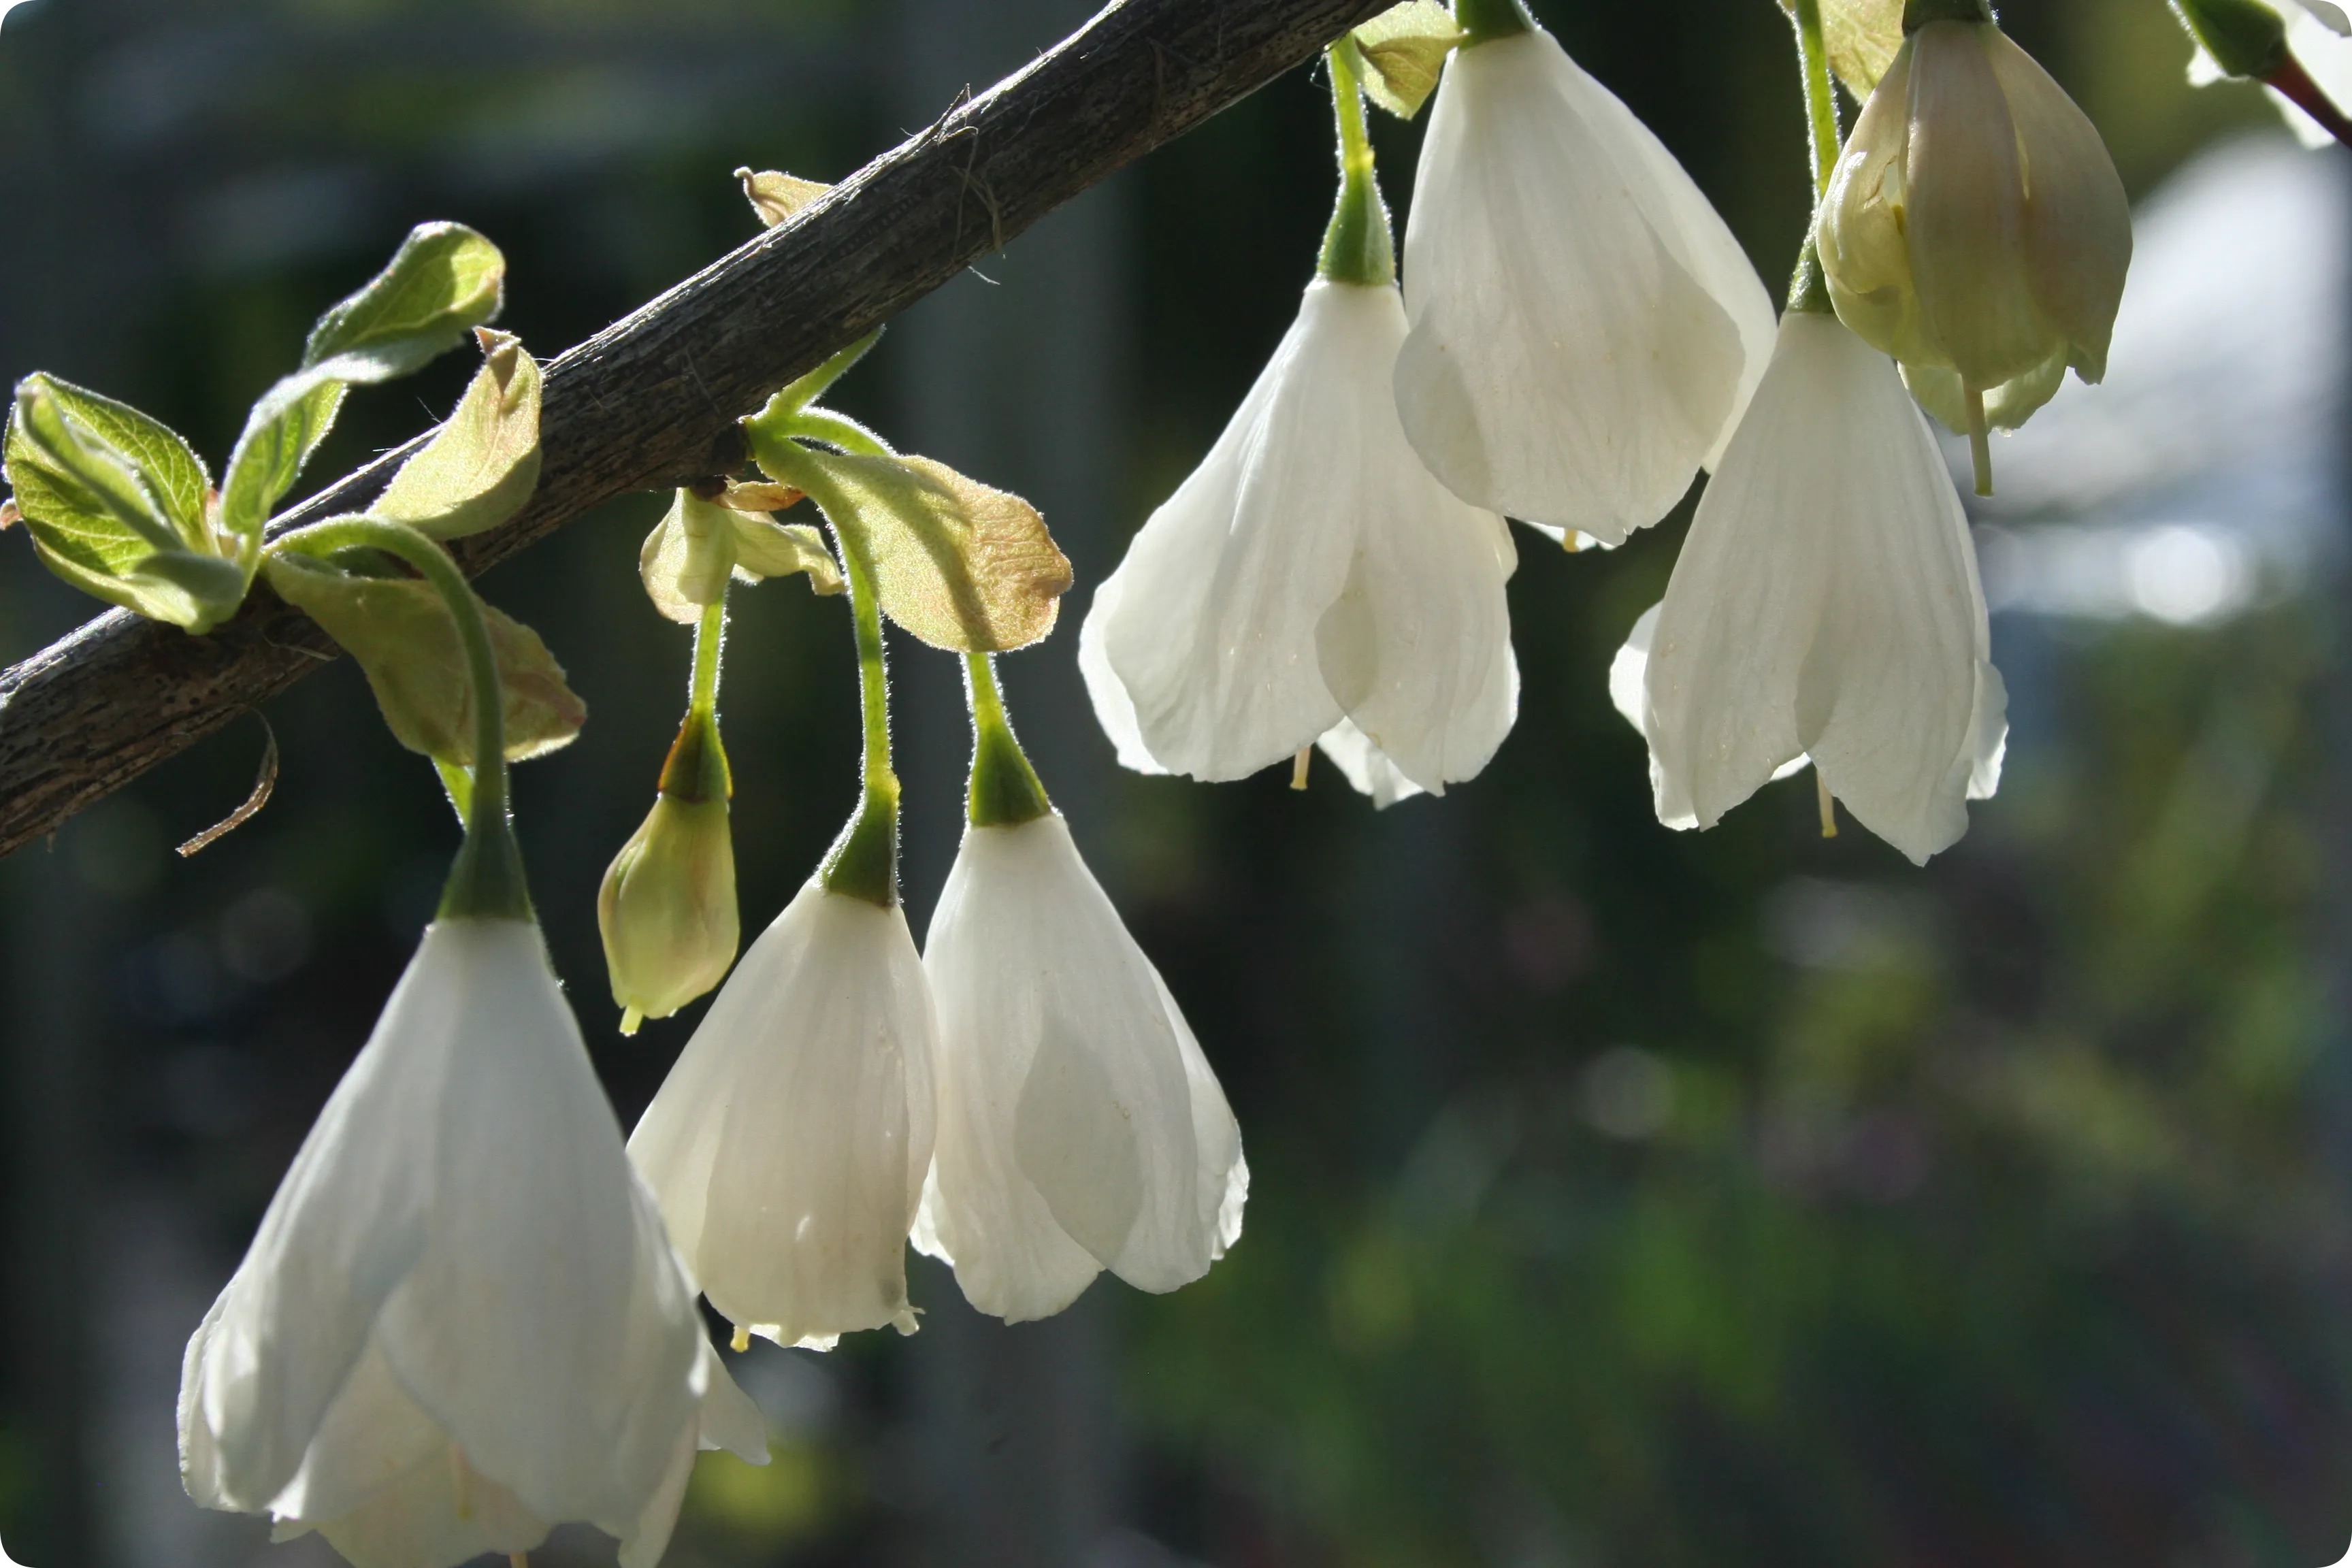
<box><xmin>1816</xmin><ymin>10</ymin><xmax>2132</xmax><ymax>465</ymax></box>
<box><xmin>1082</xmin><ymin>278</ymin><xmax>1518</xmax><ymax>794</ymax></box>
<box><xmin>1392</xmin><ymin>20</ymin><xmax>1776</xmax><ymax>544</ymax></box>
<box><xmin>916</xmin><ymin>813</ymin><xmax>1247</xmax><ymax>1322</ymax></box>
<box><xmin>629</xmin><ymin>880</ymin><xmax>936</xmax><ymax>1351</ymax></box>
<box><xmin>178</xmin><ymin>918</ymin><xmax>764</xmax><ymax>1568</ymax></box>
<box><xmin>1631</xmin><ymin>310</ymin><xmax>2007</xmax><ymax>864</ymax></box>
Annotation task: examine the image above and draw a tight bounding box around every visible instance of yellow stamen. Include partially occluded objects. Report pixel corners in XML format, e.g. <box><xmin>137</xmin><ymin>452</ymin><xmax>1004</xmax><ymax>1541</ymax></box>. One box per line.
<box><xmin>732</xmin><ymin>1324</ymin><xmax>750</xmax><ymax>1353</ymax></box>
<box><xmin>1563</xmin><ymin>531</ymin><xmax>1584</xmax><ymax>553</ymax></box>
<box><xmin>1290</xmin><ymin>747</ymin><xmax>1311</xmax><ymax>791</ymax></box>
<box><xmin>619</xmin><ymin>1006</ymin><xmax>644</xmax><ymax>1036</ymax></box>
<box><xmin>511</xmin><ymin>1556</ymin><xmax>530</xmax><ymax>1568</ymax></box>
<box><xmin>1816</xmin><ymin>769</ymin><xmax>1839</xmax><ymax>839</ymax></box>
<box><xmin>1964</xmin><ymin>382</ymin><xmax>1993</xmax><ymax>498</ymax></box>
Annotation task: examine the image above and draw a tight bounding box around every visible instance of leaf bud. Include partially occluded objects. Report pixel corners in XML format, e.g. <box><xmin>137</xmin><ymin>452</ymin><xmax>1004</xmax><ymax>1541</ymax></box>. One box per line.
<box><xmin>1816</xmin><ymin>19</ymin><xmax>2132</xmax><ymax>445</ymax></box>
<box><xmin>598</xmin><ymin>710</ymin><xmax>739</xmax><ymax>1034</ymax></box>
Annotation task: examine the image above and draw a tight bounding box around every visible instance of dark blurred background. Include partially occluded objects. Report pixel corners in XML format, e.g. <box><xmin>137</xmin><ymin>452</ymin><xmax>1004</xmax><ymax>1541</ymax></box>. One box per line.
<box><xmin>0</xmin><ymin>0</ymin><xmax>2342</xmax><ymax>1565</ymax></box>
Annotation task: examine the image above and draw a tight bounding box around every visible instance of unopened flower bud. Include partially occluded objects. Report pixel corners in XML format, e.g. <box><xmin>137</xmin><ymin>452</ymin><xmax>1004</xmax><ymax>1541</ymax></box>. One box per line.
<box><xmin>1816</xmin><ymin>16</ymin><xmax>2132</xmax><ymax>461</ymax></box>
<box><xmin>599</xmin><ymin>712</ymin><xmax>738</xmax><ymax>1034</ymax></box>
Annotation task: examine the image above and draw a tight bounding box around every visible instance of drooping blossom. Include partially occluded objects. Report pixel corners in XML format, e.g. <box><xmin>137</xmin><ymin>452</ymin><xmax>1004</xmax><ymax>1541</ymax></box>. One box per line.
<box><xmin>1816</xmin><ymin>10</ymin><xmax>2131</xmax><ymax>461</ymax></box>
<box><xmin>1629</xmin><ymin>310</ymin><xmax>2007</xmax><ymax>864</ymax></box>
<box><xmin>629</xmin><ymin>880</ymin><xmax>936</xmax><ymax>1351</ymax></box>
<box><xmin>179</xmin><ymin>918</ymin><xmax>764</xmax><ymax>1568</ymax></box>
<box><xmin>1082</xmin><ymin>280</ymin><xmax>1518</xmax><ymax>796</ymax></box>
<box><xmin>1394</xmin><ymin>16</ymin><xmax>1776</xmax><ymax>542</ymax></box>
<box><xmin>917</xmin><ymin>813</ymin><xmax>1246</xmax><ymax>1322</ymax></box>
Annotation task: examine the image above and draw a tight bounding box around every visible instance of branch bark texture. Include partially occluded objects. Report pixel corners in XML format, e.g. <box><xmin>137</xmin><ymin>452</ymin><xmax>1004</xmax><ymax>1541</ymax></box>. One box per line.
<box><xmin>0</xmin><ymin>0</ymin><xmax>1392</xmax><ymax>860</ymax></box>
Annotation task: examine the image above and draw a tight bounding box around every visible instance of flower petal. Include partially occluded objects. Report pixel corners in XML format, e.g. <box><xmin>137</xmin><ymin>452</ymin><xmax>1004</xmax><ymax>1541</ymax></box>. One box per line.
<box><xmin>371</xmin><ymin>920</ymin><xmax>703</xmax><ymax>1526</ymax></box>
<box><xmin>1096</xmin><ymin>282</ymin><xmax>1385</xmax><ymax>780</ymax></box>
<box><xmin>1077</xmin><ymin>570</ymin><xmax>1170</xmax><ymax>776</ymax></box>
<box><xmin>1903</xmin><ymin>23</ymin><xmax>2046</xmax><ymax>387</ymax></box>
<box><xmin>1314</xmin><ymin>719</ymin><xmax>1427</xmax><ymax>808</ymax></box>
<box><xmin>1982</xmin><ymin>27</ymin><xmax>2134</xmax><ymax>383</ymax></box>
<box><xmin>1305</xmin><ymin>292</ymin><xmax>1518</xmax><ymax>792</ymax></box>
<box><xmin>180</xmin><ymin>925</ymin><xmax>461</xmax><ymax>1512</ymax></box>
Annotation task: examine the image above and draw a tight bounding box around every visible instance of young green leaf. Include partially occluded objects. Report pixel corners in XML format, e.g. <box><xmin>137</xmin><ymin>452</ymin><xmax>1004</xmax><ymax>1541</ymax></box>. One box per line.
<box><xmin>263</xmin><ymin>549</ymin><xmax>586</xmax><ymax>764</ymax></box>
<box><xmin>730</xmin><ymin>514</ymin><xmax>843</xmax><ymax>595</ymax></box>
<box><xmin>303</xmin><ymin>222</ymin><xmax>508</xmax><ymax>382</ymax></box>
<box><xmin>785</xmin><ymin>447</ymin><xmax>1071</xmax><ymax>653</ymax></box>
<box><xmin>3</xmin><ymin>375</ymin><xmax>246</xmax><ymax>632</ymax></box>
<box><xmin>1352</xmin><ymin>1</ymin><xmax>1463</xmax><ymax>118</ymax></box>
<box><xmin>216</xmin><ymin>224</ymin><xmax>508</xmax><ymax>553</ymax></box>
<box><xmin>372</xmin><ymin>329</ymin><xmax>544</xmax><ymax>540</ymax></box>
<box><xmin>736</xmin><ymin>167</ymin><xmax>833</xmax><ymax>229</ymax></box>
<box><xmin>751</xmin><ymin>330</ymin><xmax>882</xmax><ymax>422</ymax></box>
<box><xmin>217</xmin><ymin>376</ymin><xmax>347</xmax><ymax>553</ymax></box>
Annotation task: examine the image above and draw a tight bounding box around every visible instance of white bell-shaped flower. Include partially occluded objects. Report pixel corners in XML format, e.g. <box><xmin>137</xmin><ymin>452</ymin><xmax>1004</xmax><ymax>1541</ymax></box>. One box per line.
<box><xmin>178</xmin><ymin>917</ymin><xmax>764</xmax><ymax>1568</ymax></box>
<box><xmin>915</xmin><ymin>814</ymin><xmax>1247</xmax><ymax>1322</ymax></box>
<box><xmin>1818</xmin><ymin>14</ymin><xmax>2132</xmax><ymax>454</ymax></box>
<box><xmin>1394</xmin><ymin>21</ymin><xmax>1775</xmax><ymax>544</ymax></box>
<box><xmin>629</xmin><ymin>880</ymin><xmax>936</xmax><ymax>1350</ymax></box>
<box><xmin>1082</xmin><ymin>278</ymin><xmax>1518</xmax><ymax>794</ymax></box>
<box><xmin>1633</xmin><ymin>310</ymin><xmax>2008</xmax><ymax>864</ymax></box>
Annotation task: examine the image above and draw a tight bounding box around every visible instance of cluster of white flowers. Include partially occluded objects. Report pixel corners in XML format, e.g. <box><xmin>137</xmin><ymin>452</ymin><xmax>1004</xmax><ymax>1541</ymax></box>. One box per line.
<box><xmin>1088</xmin><ymin>0</ymin><xmax>2128</xmax><ymax>867</ymax></box>
<box><xmin>149</xmin><ymin>1</ymin><xmax>2149</xmax><ymax>1563</ymax></box>
<box><xmin>626</xmin><ymin>800</ymin><xmax>1245</xmax><ymax>1350</ymax></box>
<box><xmin>177</xmin><ymin>316</ymin><xmax>1247</xmax><ymax>1568</ymax></box>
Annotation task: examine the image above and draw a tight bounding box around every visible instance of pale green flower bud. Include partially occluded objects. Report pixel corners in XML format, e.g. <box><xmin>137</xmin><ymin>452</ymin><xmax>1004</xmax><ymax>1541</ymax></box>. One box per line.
<box><xmin>1816</xmin><ymin>18</ymin><xmax>2132</xmax><ymax>453</ymax></box>
<box><xmin>598</xmin><ymin>712</ymin><xmax>738</xmax><ymax>1034</ymax></box>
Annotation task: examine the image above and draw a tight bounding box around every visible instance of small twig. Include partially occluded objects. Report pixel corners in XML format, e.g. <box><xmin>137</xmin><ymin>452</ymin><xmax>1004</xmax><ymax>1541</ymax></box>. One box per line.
<box><xmin>2266</xmin><ymin>54</ymin><xmax>2352</xmax><ymax>149</ymax></box>
<box><xmin>176</xmin><ymin>717</ymin><xmax>280</xmax><ymax>857</ymax></box>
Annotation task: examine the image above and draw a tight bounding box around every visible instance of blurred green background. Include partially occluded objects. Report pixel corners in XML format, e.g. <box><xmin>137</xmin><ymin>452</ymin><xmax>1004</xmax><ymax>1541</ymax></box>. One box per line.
<box><xmin>1</xmin><ymin>1</ymin><xmax>2345</xmax><ymax>1565</ymax></box>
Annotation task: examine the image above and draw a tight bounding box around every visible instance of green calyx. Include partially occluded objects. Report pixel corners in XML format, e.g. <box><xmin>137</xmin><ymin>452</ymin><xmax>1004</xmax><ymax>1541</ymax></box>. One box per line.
<box><xmin>821</xmin><ymin>774</ymin><xmax>900</xmax><ymax>907</ymax></box>
<box><xmin>1452</xmin><ymin>0</ymin><xmax>1532</xmax><ymax>44</ymax></box>
<box><xmin>1788</xmin><ymin>237</ymin><xmax>1835</xmax><ymax>316</ymax></box>
<box><xmin>1901</xmin><ymin>0</ymin><xmax>1994</xmax><ymax>28</ymax></box>
<box><xmin>657</xmin><ymin>706</ymin><xmax>732</xmax><ymax>805</ymax></box>
<box><xmin>964</xmin><ymin>653</ymin><xmax>1051</xmax><ymax>828</ymax></box>
<box><xmin>2168</xmin><ymin>0</ymin><xmax>2289</xmax><ymax>77</ymax></box>
<box><xmin>1318</xmin><ymin>39</ymin><xmax>1397</xmax><ymax>289</ymax></box>
<box><xmin>439</xmin><ymin>811</ymin><xmax>534</xmax><ymax>924</ymax></box>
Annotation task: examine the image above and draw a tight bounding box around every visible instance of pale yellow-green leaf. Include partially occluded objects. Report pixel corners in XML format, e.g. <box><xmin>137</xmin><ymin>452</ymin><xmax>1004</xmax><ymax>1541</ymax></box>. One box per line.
<box><xmin>1353</xmin><ymin>1</ymin><xmax>1463</xmax><ymax>119</ymax></box>
<box><xmin>1781</xmin><ymin>0</ymin><xmax>1905</xmax><ymax>95</ymax></box>
<box><xmin>372</xmin><ymin>329</ymin><xmax>544</xmax><ymax>540</ymax></box>
<box><xmin>730</xmin><ymin>514</ymin><xmax>843</xmax><ymax>595</ymax></box>
<box><xmin>638</xmin><ymin>488</ymin><xmax>842</xmax><ymax>623</ymax></box>
<box><xmin>718</xmin><ymin>480</ymin><xmax>804</xmax><ymax>512</ymax></box>
<box><xmin>263</xmin><ymin>553</ymin><xmax>585</xmax><ymax>763</ymax></box>
<box><xmin>638</xmin><ymin>491</ymin><xmax>738</xmax><ymax>625</ymax></box>
<box><xmin>736</xmin><ymin>167</ymin><xmax>832</xmax><ymax>229</ymax></box>
<box><xmin>790</xmin><ymin>448</ymin><xmax>1071</xmax><ymax>653</ymax></box>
